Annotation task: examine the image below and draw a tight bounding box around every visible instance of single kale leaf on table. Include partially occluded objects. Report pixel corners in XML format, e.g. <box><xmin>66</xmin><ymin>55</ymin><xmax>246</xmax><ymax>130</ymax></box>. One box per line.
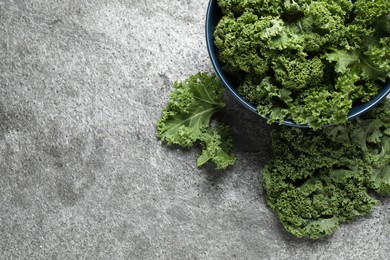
<box><xmin>156</xmin><ymin>73</ymin><xmax>236</xmax><ymax>170</ymax></box>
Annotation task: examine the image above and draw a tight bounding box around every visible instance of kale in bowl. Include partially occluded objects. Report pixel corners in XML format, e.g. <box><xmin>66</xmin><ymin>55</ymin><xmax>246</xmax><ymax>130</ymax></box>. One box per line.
<box><xmin>206</xmin><ymin>0</ymin><xmax>390</xmax><ymax>129</ymax></box>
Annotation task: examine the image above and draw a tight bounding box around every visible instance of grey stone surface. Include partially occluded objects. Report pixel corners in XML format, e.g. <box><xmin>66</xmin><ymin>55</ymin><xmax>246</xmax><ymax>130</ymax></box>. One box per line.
<box><xmin>0</xmin><ymin>0</ymin><xmax>389</xmax><ymax>259</ymax></box>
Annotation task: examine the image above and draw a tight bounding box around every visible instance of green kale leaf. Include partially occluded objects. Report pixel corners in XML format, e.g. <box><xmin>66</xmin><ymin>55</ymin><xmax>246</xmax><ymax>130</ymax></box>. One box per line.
<box><xmin>197</xmin><ymin>125</ymin><xmax>236</xmax><ymax>169</ymax></box>
<box><xmin>157</xmin><ymin>73</ymin><xmax>236</xmax><ymax>169</ymax></box>
<box><xmin>325</xmin><ymin>45</ymin><xmax>389</xmax><ymax>82</ymax></box>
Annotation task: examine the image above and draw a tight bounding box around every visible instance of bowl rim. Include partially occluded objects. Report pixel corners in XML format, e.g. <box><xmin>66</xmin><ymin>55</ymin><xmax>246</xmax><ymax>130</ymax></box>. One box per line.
<box><xmin>205</xmin><ymin>0</ymin><xmax>390</xmax><ymax>128</ymax></box>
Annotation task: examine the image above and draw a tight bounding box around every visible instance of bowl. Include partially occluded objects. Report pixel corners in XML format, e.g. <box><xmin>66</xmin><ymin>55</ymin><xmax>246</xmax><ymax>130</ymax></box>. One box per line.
<box><xmin>205</xmin><ymin>0</ymin><xmax>390</xmax><ymax>128</ymax></box>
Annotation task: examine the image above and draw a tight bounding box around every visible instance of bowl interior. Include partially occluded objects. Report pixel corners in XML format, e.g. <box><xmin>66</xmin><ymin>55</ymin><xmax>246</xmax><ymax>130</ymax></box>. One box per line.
<box><xmin>205</xmin><ymin>0</ymin><xmax>390</xmax><ymax>128</ymax></box>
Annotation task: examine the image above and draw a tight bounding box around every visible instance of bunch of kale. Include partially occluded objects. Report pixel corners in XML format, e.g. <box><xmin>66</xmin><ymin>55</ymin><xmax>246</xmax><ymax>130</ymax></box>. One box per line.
<box><xmin>214</xmin><ymin>0</ymin><xmax>390</xmax><ymax>128</ymax></box>
<box><xmin>263</xmin><ymin>99</ymin><xmax>390</xmax><ymax>239</ymax></box>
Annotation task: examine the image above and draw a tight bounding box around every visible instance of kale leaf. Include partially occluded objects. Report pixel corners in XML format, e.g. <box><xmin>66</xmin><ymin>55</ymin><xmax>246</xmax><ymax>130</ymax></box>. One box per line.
<box><xmin>157</xmin><ymin>73</ymin><xmax>236</xmax><ymax>169</ymax></box>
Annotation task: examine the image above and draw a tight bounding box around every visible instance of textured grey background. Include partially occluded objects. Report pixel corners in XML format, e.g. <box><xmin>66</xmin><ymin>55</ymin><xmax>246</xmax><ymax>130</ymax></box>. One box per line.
<box><xmin>0</xmin><ymin>0</ymin><xmax>389</xmax><ymax>259</ymax></box>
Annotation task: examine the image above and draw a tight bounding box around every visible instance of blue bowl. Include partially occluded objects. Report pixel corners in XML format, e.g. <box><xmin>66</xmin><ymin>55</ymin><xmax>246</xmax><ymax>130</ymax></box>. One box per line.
<box><xmin>205</xmin><ymin>0</ymin><xmax>390</xmax><ymax>128</ymax></box>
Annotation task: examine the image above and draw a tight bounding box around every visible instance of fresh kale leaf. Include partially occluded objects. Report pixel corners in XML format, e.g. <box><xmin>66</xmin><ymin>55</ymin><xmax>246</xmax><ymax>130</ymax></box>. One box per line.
<box><xmin>197</xmin><ymin>125</ymin><xmax>236</xmax><ymax>169</ymax></box>
<box><xmin>157</xmin><ymin>73</ymin><xmax>236</xmax><ymax>169</ymax></box>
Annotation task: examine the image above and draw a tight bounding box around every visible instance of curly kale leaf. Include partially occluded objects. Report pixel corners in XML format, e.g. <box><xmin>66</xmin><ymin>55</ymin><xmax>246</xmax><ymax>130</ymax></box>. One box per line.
<box><xmin>263</xmin><ymin>99</ymin><xmax>390</xmax><ymax>239</ymax></box>
<box><xmin>197</xmin><ymin>125</ymin><xmax>236</xmax><ymax>170</ymax></box>
<box><xmin>238</xmin><ymin>75</ymin><xmax>292</xmax><ymax>123</ymax></box>
<box><xmin>325</xmin><ymin>42</ymin><xmax>390</xmax><ymax>82</ymax></box>
<box><xmin>263</xmin><ymin>151</ymin><xmax>377</xmax><ymax>239</ymax></box>
<box><xmin>214</xmin><ymin>13</ymin><xmax>280</xmax><ymax>75</ymax></box>
<box><xmin>353</xmin><ymin>0</ymin><xmax>390</xmax><ymax>26</ymax></box>
<box><xmin>289</xmin><ymin>88</ymin><xmax>352</xmax><ymax>129</ymax></box>
<box><xmin>300</xmin><ymin>1</ymin><xmax>348</xmax><ymax>45</ymax></box>
<box><xmin>272</xmin><ymin>55</ymin><xmax>325</xmax><ymax>90</ymax></box>
<box><xmin>157</xmin><ymin>73</ymin><xmax>236</xmax><ymax>169</ymax></box>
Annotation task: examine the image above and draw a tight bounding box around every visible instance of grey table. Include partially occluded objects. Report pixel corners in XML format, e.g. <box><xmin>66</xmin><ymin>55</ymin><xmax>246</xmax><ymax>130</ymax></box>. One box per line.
<box><xmin>1</xmin><ymin>0</ymin><xmax>389</xmax><ymax>259</ymax></box>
